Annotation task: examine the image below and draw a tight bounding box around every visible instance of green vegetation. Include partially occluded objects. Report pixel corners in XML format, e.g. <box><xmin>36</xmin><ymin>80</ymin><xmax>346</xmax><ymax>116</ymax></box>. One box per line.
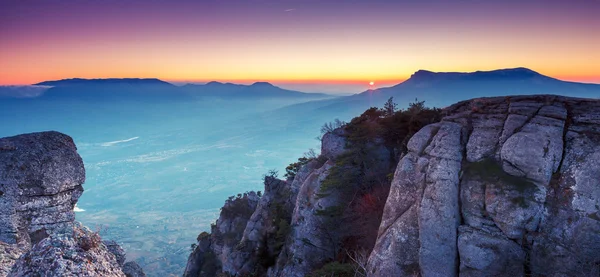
<box><xmin>310</xmin><ymin>98</ymin><xmax>442</xmax><ymax>270</ymax></box>
<box><xmin>284</xmin><ymin>148</ymin><xmax>325</xmax><ymax>180</ymax></box>
<box><xmin>463</xmin><ymin>158</ymin><xmax>537</xmax><ymax>193</ymax></box>
<box><xmin>310</xmin><ymin>262</ymin><xmax>355</xmax><ymax>277</ymax></box>
<box><xmin>285</xmin><ymin>157</ymin><xmax>311</xmax><ymax>179</ymax></box>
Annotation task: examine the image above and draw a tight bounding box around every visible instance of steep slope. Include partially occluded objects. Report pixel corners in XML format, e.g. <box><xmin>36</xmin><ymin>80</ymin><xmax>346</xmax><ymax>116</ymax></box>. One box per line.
<box><xmin>0</xmin><ymin>132</ymin><xmax>145</xmax><ymax>276</ymax></box>
<box><xmin>369</xmin><ymin>95</ymin><xmax>600</xmax><ymax>276</ymax></box>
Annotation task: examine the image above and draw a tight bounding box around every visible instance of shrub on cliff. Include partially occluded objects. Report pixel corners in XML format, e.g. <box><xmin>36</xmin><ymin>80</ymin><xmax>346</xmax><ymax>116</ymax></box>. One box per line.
<box><xmin>314</xmin><ymin>99</ymin><xmax>441</xmax><ymax>266</ymax></box>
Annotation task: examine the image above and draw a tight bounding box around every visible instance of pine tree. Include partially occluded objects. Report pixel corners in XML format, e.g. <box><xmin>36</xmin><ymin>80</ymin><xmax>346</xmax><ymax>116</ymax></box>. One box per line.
<box><xmin>382</xmin><ymin>97</ymin><xmax>397</xmax><ymax>117</ymax></box>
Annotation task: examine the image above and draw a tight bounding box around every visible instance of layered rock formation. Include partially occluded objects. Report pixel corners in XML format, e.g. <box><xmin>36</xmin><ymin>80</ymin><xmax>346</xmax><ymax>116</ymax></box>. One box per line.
<box><xmin>368</xmin><ymin>95</ymin><xmax>600</xmax><ymax>276</ymax></box>
<box><xmin>186</xmin><ymin>94</ymin><xmax>600</xmax><ymax>277</ymax></box>
<box><xmin>184</xmin><ymin>130</ymin><xmax>348</xmax><ymax>277</ymax></box>
<box><xmin>0</xmin><ymin>131</ymin><xmax>144</xmax><ymax>276</ymax></box>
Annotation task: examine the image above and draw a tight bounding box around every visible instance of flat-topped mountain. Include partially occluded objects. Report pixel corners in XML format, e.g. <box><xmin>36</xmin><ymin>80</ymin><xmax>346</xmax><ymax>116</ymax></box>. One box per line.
<box><xmin>356</xmin><ymin>67</ymin><xmax>600</xmax><ymax>106</ymax></box>
<box><xmin>35</xmin><ymin>78</ymin><xmax>174</xmax><ymax>87</ymax></box>
<box><xmin>272</xmin><ymin>68</ymin><xmax>600</xmax><ymax>125</ymax></box>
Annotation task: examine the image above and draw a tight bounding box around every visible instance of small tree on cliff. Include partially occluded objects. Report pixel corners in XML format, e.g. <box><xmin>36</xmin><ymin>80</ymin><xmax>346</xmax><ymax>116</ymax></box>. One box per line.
<box><xmin>381</xmin><ymin>97</ymin><xmax>397</xmax><ymax>117</ymax></box>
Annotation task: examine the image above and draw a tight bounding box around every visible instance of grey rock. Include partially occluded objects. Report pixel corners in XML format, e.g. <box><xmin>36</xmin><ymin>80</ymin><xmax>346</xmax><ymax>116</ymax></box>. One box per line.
<box><xmin>223</xmin><ymin>177</ymin><xmax>293</xmax><ymax>275</ymax></box>
<box><xmin>0</xmin><ymin>131</ymin><xmax>85</xmax><ymax>247</ymax></box>
<box><xmin>183</xmin><ymin>232</ymin><xmax>212</xmax><ymax>277</ymax></box>
<box><xmin>369</xmin><ymin>95</ymin><xmax>600</xmax><ymax>277</ymax></box>
<box><xmin>321</xmin><ymin>129</ymin><xmax>346</xmax><ymax>160</ymax></box>
<box><xmin>183</xmin><ymin>191</ymin><xmax>260</xmax><ymax>276</ymax></box>
<box><xmin>122</xmin><ymin>261</ymin><xmax>146</xmax><ymax>277</ymax></box>
<box><xmin>458</xmin><ymin>226</ymin><xmax>525</xmax><ymax>276</ymax></box>
<box><xmin>0</xmin><ymin>132</ymin><xmax>143</xmax><ymax>277</ymax></box>
<box><xmin>0</xmin><ymin>243</ymin><xmax>24</xmax><ymax>277</ymax></box>
<box><xmin>368</xmin><ymin>122</ymin><xmax>463</xmax><ymax>277</ymax></box>
<box><xmin>8</xmin><ymin>224</ymin><xmax>125</xmax><ymax>277</ymax></box>
<box><xmin>275</xmin><ymin>160</ymin><xmax>338</xmax><ymax>277</ymax></box>
<box><xmin>104</xmin><ymin>240</ymin><xmax>126</xmax><ymax>267</ymax></box>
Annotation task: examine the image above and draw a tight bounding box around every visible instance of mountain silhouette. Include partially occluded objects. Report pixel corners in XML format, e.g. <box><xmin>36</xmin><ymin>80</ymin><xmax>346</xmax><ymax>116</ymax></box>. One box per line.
<box><xmin>268</xmin><ymin>67</ymin><xmax>600</xmax><ymax>127</ymax></box>
<box><xmin>15</xmin><ymin>78</ymin><xmax>330</xmax><ymax>101</ymax></box>
<box><xmin>181</xmin><ymin>81</ymin><xmax>330</xmax><ymax>99</ymax></box>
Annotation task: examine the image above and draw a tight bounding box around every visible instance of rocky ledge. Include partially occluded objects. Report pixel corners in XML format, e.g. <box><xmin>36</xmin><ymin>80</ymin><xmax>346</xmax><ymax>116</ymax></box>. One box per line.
<box><xmin>0</xmin><ymin>131</ymin><xmax>145</xmax><ymax>277</ymax></box>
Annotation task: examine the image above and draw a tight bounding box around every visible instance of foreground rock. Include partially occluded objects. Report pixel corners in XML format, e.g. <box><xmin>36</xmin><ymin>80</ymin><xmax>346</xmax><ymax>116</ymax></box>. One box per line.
<box><xmin>9</xmin><ymin>225</ymin><xmax>125</xmax><ymax>276</ymax></box>
<box><xmin>368</xmin><ymin>95</ymin><xmax>600</xmax><ymax>276</ymax></box>
<box><xmin>0</xmin><ymin>132</ymin><xmax>144</xmax><ymax>276</ymax></box>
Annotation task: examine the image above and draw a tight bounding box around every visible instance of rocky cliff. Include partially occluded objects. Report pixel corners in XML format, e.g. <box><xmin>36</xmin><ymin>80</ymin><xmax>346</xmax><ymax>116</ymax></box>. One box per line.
<box><xmin>0</xmin><ymin>131</ymin><xmax>145</xmax><ymax>277</ymax></box>
<box><xmin>186</xmin><ymin>95</ymin><xmax>600</xmax><ymax>277</ymax></box>
<box><xmin>184</xmin><ymin>130</ymin><xmax>352</xmax><ymax>277</ymax></box>
<box><xmin>368</xmin><ymin>95</ymin><xmax>600</xmax><ymax>276</ymax></box>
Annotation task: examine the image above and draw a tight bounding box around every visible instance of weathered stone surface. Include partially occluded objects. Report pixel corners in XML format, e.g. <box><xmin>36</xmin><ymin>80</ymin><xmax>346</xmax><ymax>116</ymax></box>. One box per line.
<box><xmin>8</xmin><ymin>225</ymin><xmax>125</xmax><ymax>277</ymax></box>
<box><xmin>182</xmin><ymin>95</ymin><xmax>600</xmax><ymax>277</ymax></box>
<box><xmin>367</xmin><ymin>153</ymin><xmax>425</xmax><ymax>277</ymax></box>
<box><xmin>223</xmin><ymin>176</ymin><xmax>295</xmax><ymax>275</ymax></box>
<box><xmin>275</xmin><ymin>160</ymin><xmax>337</xmax><ymax>277</ymax></box>
<box><xmin>104</xmin><ymin>240</ymin><xmax>126</xmax><ymax>267</ymax></box>
<box><xmin>0</xmin><ymin>131</ymin><xmax>85</xmax><ymax>247</ymax></box>
<box><xmin>212</xmin><ymin>192</ymin><xmax>260</xmax><ymax>272</ymax></box>
<box><xmin>183</xmin><ymin>232</ymin><xmax>212</xmax><ymax>277</ymax></box>
<box><xmin>321</xmin><ymin>128</ymin><xmax>346</xmax><ymax>160</ymax></box>
<box><xmin>369</xmin><ymin>95</ymin><xmax>600</xmax><ymax>277</ymax></box>
<box><xmin>0</xmin><ymin>243</ymin><xmax>24</xmax><ymax>277</ymax></box>
<box><xmin>122</xmin><ymin>261</ymin><xmax>146</xmax><ymax>277</ymax></box>
<box><xmin>458</xmin><ymin>226</ymin><xmax>525</xmax><ymax>276</ymax></box>
<box><xmin>0</xmin><ymin>132</ymin><xmax>143</xmax><ymax>277</ymax></box>
<box><xmin>368</xmin><ymin>122</ymin><xmax>463</xmax><ymax>277</ymax></box>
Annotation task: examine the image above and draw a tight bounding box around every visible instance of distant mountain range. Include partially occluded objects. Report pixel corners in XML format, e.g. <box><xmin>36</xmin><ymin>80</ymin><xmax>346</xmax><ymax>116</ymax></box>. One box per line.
<box><xmin>1</xmin><ymin>68</ymin><xmax>598</xmax><ymax>105</ymax></box>
<box><xmin>0</xmin><ymin>78</ymin><xmax>332</xmax><ymax>101</ymax></box>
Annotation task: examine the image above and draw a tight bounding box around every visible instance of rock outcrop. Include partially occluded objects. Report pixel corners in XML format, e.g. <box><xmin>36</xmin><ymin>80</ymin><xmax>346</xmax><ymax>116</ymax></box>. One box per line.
<box><xmin>184</xmin><ymin>128</ymin><xmax>349</xmax><ymax>277</ymax></box>
<box><xmin>0</xmin><ymin>131</ymin><xmax>144</xmax><ymax>276</ymax></box>
<box><xmin>368</xmin><ymin>95</ymin><xmax>600</xmax><ymax>276</ymax></box>
<box><xmin>183</xmin><ymin>191</ymin><xmax>260</xmax><ymax>276</ymax></box>
<box><xmin>9</xmin><ymin>224</ymin><xmax>126</xmax><ymax>277</ymax></box>
<box><xmin>184</xmin><ymin>94</ymin><xmax>600</xmax><ymax>277</ymax></box>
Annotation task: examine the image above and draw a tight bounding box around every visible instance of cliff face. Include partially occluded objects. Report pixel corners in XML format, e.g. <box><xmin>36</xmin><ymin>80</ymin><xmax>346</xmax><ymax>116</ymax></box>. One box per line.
<box><xmin>0</xmin><ymin>132</ymin><xmax>145</xmax><ymax>277</ymax></box>
<box><xmin>186</xmin><ymin>94</ymin><xmax>600</xmax><ymax>277</ymax></box>
<box><xmin>184</xmin><ymin>130</ymin><xmax>350</xmax><ymax>277</ymax></box>
<box><xmin>368</xmin><ymin>95</ymin><xmax>600</xmax><ymax>276</ymax></box>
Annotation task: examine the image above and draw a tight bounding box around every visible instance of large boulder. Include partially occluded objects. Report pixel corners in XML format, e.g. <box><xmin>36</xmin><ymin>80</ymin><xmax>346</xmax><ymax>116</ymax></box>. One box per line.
<box><xmin>0</xmin><ymin>131</ymin><xmax>85</xmax><ymax>247</ymax></box>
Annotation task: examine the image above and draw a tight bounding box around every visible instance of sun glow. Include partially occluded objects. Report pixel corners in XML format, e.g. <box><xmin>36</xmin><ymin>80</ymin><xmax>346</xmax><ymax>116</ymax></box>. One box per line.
<box><xmin>369</xmin><ymin>81</ymin><xmax>375</xmax><ymax>86</ymax></box>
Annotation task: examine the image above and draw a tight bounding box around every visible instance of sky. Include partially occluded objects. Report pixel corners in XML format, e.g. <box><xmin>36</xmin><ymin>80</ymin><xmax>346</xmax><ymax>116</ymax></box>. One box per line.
<box><xmin>1</xmin><ymin>0</ymin><xmax>599</xmax><ymax>93</ymax></box>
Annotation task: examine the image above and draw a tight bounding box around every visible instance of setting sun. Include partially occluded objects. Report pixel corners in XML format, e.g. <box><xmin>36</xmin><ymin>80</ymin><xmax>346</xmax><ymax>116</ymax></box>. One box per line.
<box><xmin>369</xmin><ymin>81</ymin><xmax>375</xmax><ymax>86</ymax></box>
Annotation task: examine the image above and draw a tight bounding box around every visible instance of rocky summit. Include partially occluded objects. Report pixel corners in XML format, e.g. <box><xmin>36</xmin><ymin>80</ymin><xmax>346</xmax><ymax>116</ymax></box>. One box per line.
<box><xmin>185</xmin><ymin>95</ymin><xmax>600</xmax><ymax>277</ymax></box>
<box><xmin>0</xmin><ymin>132</ymin><xmax>145</xmax><ymax>277</ymax></box>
